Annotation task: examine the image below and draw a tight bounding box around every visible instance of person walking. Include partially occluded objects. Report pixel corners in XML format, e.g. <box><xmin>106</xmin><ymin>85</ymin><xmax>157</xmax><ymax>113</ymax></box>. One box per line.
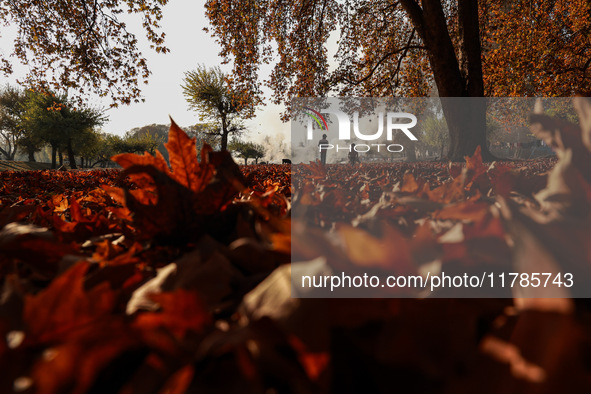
<box><xmin>318</xmin><ymin>134</ymin><xmax>329</xmax><ymax>165</ymax></box>
<box><xmin>348</xmin><ymin>143</ymin><xmax>360</xmax><ymax>164</ymax></box>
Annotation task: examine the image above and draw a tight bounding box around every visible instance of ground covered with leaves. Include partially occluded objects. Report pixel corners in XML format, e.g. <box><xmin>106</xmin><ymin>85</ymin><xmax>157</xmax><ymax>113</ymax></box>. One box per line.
<box><xmin>0</xmin><ymin>161</ymin><xmax>53</xmax><ymax>172</ymax></box>
<box><xmin>1</xmin><ymin>103</ymin><xmax>591</xmax><ymax>393</ymax></box>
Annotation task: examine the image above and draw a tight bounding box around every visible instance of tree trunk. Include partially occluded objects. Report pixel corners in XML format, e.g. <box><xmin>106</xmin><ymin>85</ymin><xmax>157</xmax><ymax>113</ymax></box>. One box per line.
<box><xmin>441</xmin><ymin>98</ymin><xmax>487</xmax><ymax>161</ymax></box>
<box><xmin>28</xmin><ymin>149</ymin><xmax>35</xmax><ymax>162</ymax></box>
<box><xmin>221</xmin><ymin>133</ymin><xmax>228</xmax><ymax>151</ymax></box>
<box><xmin>458</xmin><ymin>0</ymin><xmax>484</xmax><ymax>97</ymax></box>
<box><xmin>59</xmin><ymin>150</ymin><xmax>63</xmax><ymax>166</ymax></box>
<box><xmin>400</xmin><ymin>0</ymin><xmax>493</xmax><ymax>161</ymax></box>
<box><xmin>221</xmin><ymin>118</ymin><xmax>229</xmax><ymax>151</ymax></box>
<box><xmin>418</xmin><ymin>0</ymin><xmax>465</xmax><ymax>97</ymax></box>
<box><xmin>405</xmin><ymin>140</ymin><xmax>417</xmax><ymax>162</ymax></box>
<box><xmin>448</xmin><ymin>0</ymin><xmax>492</xmax><ymax>161</ymax></box>
<box><xmin>51</xmin><ymin>145</ymin><xmax>57</xmax><ymax>169</ymax></box>
<box><xmin>67</xmin><ymin>138</ymin><xmax>77</xmax><ymax>169</ymax></box>
<box><xmin>0</xmin><ymin>147</ymin><xmax>11</xmax><ymax>161</ymax></box>
<box><xmin>0</xmin><ymin>143</ymin><xmax>17</xmax><ymax>160</ymax></box>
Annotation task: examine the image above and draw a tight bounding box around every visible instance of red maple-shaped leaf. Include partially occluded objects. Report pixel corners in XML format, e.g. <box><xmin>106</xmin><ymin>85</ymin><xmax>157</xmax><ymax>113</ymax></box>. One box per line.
<box><xmin>112</xmin><ymin>120</ymin><xmax>216</xmax><ymax>195</ymax></box>
<box><xmin>112</xmin><ymin>150</ymin><xmax>171</xmax><ymax>192</ymax></box>
<box><xmin>106</xmin><ymin>119</ymin><xmax>245</xmax><ymax>242</ymax></box>
<box><xmin>23</xmin><ymin>262</ymin><xmax>116</xmax><ymax>342</ymax></box>
<box><xmin>164</xmin><ymin>120</ymin><xmax>213</xmax><ymax>193</ymax></box>
<box><xmin>16</xmin><ymin>264</ymin><xmax>141</xmax><ymax>394</ymax></box>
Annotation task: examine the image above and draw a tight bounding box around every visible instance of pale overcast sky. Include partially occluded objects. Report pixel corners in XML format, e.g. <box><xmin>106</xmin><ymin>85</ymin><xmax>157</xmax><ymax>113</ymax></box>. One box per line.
<box><xmin>0</xmin><ymin>0</ymin><xmax>290</xmax><ymax>142</ymax></box>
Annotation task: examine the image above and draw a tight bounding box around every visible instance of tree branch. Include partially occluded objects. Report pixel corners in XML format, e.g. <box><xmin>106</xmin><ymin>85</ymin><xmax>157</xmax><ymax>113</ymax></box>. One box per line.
<box><xmin>392</xmin><ymin>29</ymin><xmax>416</xmax><ymax>90</ymax></box>
<box><xmin>398</xmin><ymin>0</ymin><xmax>424</xmax><ymax>39</ymax></box>
<box><xmin>338</xmin><ymin>41</ymin><xmax>424</xmax><ymax>86</ymax></box>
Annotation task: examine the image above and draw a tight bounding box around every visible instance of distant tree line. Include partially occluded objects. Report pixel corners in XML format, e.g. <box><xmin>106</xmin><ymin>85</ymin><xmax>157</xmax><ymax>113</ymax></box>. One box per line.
<box><xmin>126</xmin><ymin>123</ymin><xmax>221</xmax><ymax>163</ymax></box>
<box><xmin>1</xmin><ymin>80</ymin><xmax>285</xmax><ymax>168</ymax></box>
<box><xmin>0</xmin><ymin>85</ymin><xmax>163</xmax><ymax>169</ymax></box>
<box><xmin>228</xmin><ymin>140</ymin><xmax>266</xmax><ymax>165</ymax></box>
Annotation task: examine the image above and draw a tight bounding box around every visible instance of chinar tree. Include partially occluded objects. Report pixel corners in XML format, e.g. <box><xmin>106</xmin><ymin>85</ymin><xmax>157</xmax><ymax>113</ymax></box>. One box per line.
<box><xmin>0</xmin><ymin>0</ymin><xmax>170</xmax><ymax>106</ymax></box>
<box><xmin>182</xmin><ymin>64</ymin><xmax>254</xmax><ymax>151</ymax></box>
<box><xmin>20</xmin><ymin>92</ymin><xmax>106</xmax><ymax>169</ymax></box>
<box><xmin>205</xmin><ymin>0</ymin><xmax>591</xmax><ymax>161</ymax></box>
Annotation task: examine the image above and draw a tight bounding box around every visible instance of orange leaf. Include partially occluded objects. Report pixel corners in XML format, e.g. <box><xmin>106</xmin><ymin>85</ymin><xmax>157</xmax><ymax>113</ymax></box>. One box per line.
<box><xmin>432</xmin><ymin>200</ymin><xmax>490</xmax><ymax>222</ymax></box>
<box><xmin>157</xmin><ymin>365</ymin><xmax>195</xmax><ymax>394</ymax></box>
<box><xmin>401</xmin><ymin>172</ymin><xmax>419</xmax><ymax>193</ymax></box>
<box><xmin>164</xmin><ymin>119</ymin><xmax>208</xmax><ymax>193</ymax></box>
<box><xmin>465</xmin><ymin>145</ymin><xmax>485</xmax><ymax>173</ymax></box>
<box><xmin>112</xmin><ymin>151</ymin><xmax>170</xmax><ymax>174</ymax></box>
<box><xmin>23</xmin><ymin>262</ymin><xmax>116</xmax><ymax>342</ymax></box>
<box><xmin>134</xmin><ymin>289</ymin><xmax>210</xmax><ymax>340</ymax></box>
<box><xmin>289</xmin><ymin>336</ymin><xmax>330</xmax><ymax>381</ymax></box>
<box><xmin>336</xmin><ymin>223</ymin><xmax>415</xmax><ymax>274</ymax></box>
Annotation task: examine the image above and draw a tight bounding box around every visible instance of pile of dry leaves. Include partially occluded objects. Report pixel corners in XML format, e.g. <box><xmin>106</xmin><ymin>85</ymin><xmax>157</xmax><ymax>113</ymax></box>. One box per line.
<box><xmin>0</xmin><ymin>97</ymin><xmax>590</xmax><ymax>393</ymax></box>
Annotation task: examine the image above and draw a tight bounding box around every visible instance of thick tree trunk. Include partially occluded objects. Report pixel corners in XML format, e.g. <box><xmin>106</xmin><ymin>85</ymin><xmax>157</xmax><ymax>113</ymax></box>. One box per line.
<box><xmin>419</xmin><ymin>0</ymin><xmax>466</xmax><ymax>97</ymax></box>
<box><xmin>51</xmin><ymin>145</ymin><xmax>57</xmax><ymax>169</ymax></box>
<box><xmin>59</xmin><ymin>150</ymin><xmax>63</xmax><ymax>166</ymax></box>
<box><xmin>458</xmin><ymin>0</ymin><xmax>484</xmax><ymax>97</ymax></box>
<box><xmin>400</xmin><ymin>0</ymin><xmax>493</xmax><ymax>161</ymax></box>
<box><xmin>448</xmin><ymin>0</ymin><xmax>492</xmax><ymax>161</ymax></box>
<box><xmin>67</xmin><ymin>138</ymin><xmax>77</xmax><ymax>169</ymax></box>
<box><xmin>442</xmin><ymin>99</ymin><xmax>487</xmax><ymax>161</ymax></box>
<box><xmin>28</xmin><ymin>149</ymin><xmax>35</xmax><ymax>162</ymax></box>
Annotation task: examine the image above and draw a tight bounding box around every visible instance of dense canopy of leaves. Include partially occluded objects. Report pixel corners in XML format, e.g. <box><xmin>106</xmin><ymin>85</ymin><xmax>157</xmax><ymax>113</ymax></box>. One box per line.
<box><xmin>206</xmin><ymin>0</ymin><xmax>591</xmax><ymax>101</ymax></box>
<box><xmin>0</xmin><ymin>0</ymin><xmax>169</xmax><ymax>106</ymax></box>
<box><xmin>205</xmin><ymin>0</ymin><xmax>591</xmax><ymax>160</ymax></box>
<box><xmin>482</xmin><ymin>0</ymin><xmax>591</xmax><ymax>96</ymax></box>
